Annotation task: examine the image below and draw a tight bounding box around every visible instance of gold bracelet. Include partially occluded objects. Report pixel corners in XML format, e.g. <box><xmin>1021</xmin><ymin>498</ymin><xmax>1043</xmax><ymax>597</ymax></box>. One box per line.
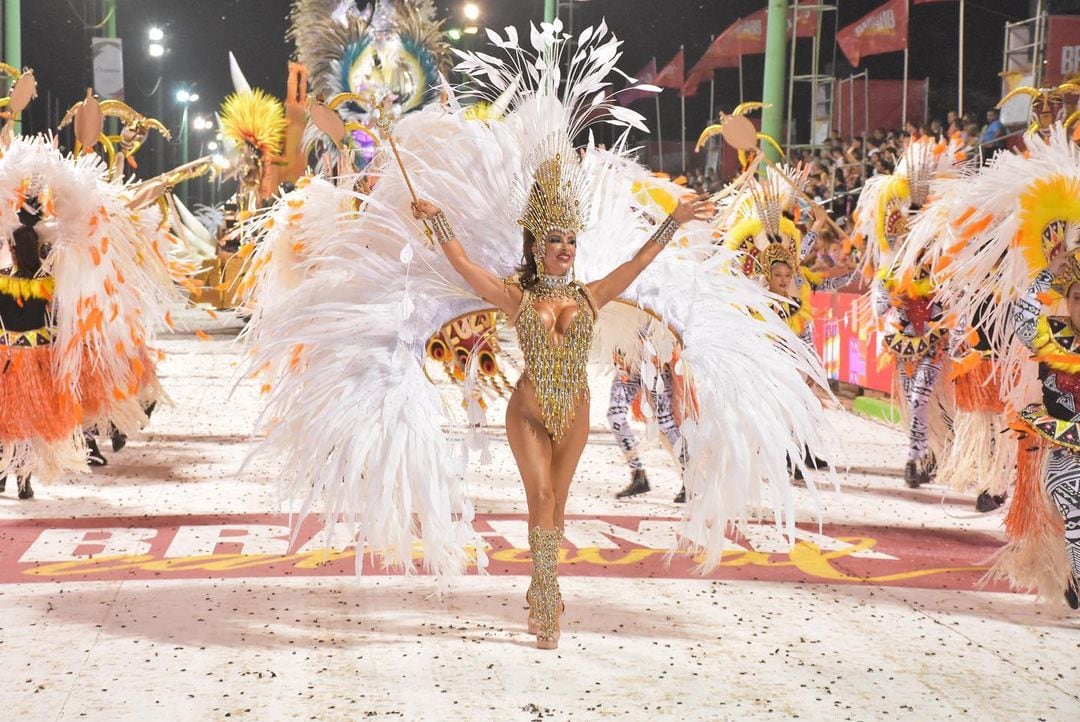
<box><xmin>650</xmin><ymin>214</ymin><xmax>680</xmax><ymax>248</ymax></box>
<box><xmin>430</xmin><ymin>210</ymin><xmax>456</xmax><ymax>245</ymax></box>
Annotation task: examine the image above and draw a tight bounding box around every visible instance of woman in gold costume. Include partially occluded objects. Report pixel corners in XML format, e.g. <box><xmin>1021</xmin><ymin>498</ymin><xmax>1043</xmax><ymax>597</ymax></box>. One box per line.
<box><xmin>411</xmin><ymin>178</ymin><xmax>712</xmax><ymax>648</ymax></box>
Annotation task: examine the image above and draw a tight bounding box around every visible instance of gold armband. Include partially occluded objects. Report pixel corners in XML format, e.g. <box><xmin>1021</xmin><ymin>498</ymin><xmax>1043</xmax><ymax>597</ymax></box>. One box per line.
<box><xmin>650</xmin><ymin>214</ymin><xmax>680</xmax><ymax>248</ymax></box>
<box><xmin>430</xmin><ymin>210</ymin><xmax>456</xmax><ymax>245</ymax></box>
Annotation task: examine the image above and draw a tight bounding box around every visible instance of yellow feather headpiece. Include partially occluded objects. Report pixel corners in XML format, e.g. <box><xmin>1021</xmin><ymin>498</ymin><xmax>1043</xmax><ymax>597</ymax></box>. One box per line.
<box><xmin>1017</xmin><ymin>174</ymin><xmax>1080</xmax><ymax>272</ymax></box>
<box><xmin>219</xmin><ymin>89</ymin><xmax>287</xmax><ymax>159</ymax></box>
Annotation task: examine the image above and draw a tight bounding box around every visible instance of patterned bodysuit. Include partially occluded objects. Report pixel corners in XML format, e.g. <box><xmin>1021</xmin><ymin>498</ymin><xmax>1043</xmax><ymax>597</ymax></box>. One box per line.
<box><xmin>1014</xmin><ymin>269</ymin><xmax>1080</xmax><ymax>584</ymax></box>
<box><xmin>873</xmin><ymin>268</ymin><xmax>946</xmax><ymax>464</ymax></box>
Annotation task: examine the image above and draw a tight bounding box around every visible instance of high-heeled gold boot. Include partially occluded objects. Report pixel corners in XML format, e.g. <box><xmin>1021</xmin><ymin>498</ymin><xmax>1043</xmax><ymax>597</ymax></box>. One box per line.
<box><xmin>528</xmin><ymin>526</ymin><xmax>563</xmax><ymax>649</ymax></box>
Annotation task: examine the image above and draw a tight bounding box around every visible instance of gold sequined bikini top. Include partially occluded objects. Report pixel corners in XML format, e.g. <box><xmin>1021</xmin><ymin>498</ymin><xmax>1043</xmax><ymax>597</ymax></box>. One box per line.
<box><xmin>510</xmin><ymin>280</ymin><xmax>597</xmax><ymax>441</ymax></box>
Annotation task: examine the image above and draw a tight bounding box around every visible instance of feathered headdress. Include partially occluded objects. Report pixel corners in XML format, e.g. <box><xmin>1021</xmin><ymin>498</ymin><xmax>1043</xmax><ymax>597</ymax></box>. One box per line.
<box><xmin>289</xmin><ymin>0</ymin><xmax>450</xmax><ymax>119</ymax></box>
<box><xmin>219</xmin><ymin>89</ymin><xmax>287</xmax><ymax>159</ymax></box>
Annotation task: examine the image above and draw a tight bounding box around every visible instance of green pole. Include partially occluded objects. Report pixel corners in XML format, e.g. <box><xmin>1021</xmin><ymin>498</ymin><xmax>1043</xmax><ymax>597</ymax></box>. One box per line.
<box><xmin>761</xmin><ymin>0</ymin><xmax>789</xmax><ymax>162</ymax></box>
<box><xmin>104</xmin><ymin>0</ymin><xmax>118</xmax><ymax>135</ymax></box>
<box><xmin>104</xmin><ymin>0</ymin><xmax>116</xmax><ymax>37</ymax></box>
<box><xmin>4</xmin><ymin>0</ymin><xmax>20</xmax><ymax>71</ymax></box>
<box><xmin>544</xmin><ymin>0</ymin><xmax>556</xmax><ymax>23</ymax></box>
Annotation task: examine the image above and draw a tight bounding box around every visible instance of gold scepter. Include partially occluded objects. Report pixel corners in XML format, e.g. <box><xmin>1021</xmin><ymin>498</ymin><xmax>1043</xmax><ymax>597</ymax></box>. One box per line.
<box><xmin>373</xmin><ymin>97</ymin><xmax>435</xmax><ymax>247</ymax></box>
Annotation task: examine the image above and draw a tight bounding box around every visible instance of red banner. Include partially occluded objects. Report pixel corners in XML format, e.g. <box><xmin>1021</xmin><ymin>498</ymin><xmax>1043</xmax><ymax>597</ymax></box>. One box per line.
<box><xmin>835</xmin><ymin>78</ymin><xmax>929</xmax><ymax>132</ymax></box>
<box><xmin>681</xmin><ymin>66</ymin><xmax>713</xmax><ymax>98</ymax></box>
<box><xmin>619</xmin><ymin>57</ymin><xmax>657</xmax><ymax>107</ymax></box>
<box><xmin>1044</xmin><ymin>15</ymin><xmax>1080</xmax><ymax>86</ymax></box>
<box><xmin>837</xmin><ymin>0</ymin><xmax>909</xmax><ymax>67</ymax></box>
<box><xmin>789</xmin><ymin>8</ymin><xmax>818</xmax><ymax>38</ymax></box>
<box><xmin>686</xmin><ymin>6</ymin><xmax>818</xmax><ymax>83</ymax></box>
<box><xmin>654</xmin><ymin>48</ymin><xmax>685</xmax><ymax>90</ymax></box>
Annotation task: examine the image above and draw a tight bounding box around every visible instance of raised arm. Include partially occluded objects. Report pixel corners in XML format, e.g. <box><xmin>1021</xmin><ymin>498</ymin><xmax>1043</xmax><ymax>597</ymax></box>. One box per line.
<box><xmin>587</xmin><ymin>195</ymin><xmax>714</xmax><ymax>309</ymax></box>
<box><xmin>799</xmin><ymin>204</ymin><xmax>830</xmax><ymax>261</ymax></box>
<box><xmin>411</xmin><ymin>199</ymin><xmax>521</xmax><ymax>317</ymax></box>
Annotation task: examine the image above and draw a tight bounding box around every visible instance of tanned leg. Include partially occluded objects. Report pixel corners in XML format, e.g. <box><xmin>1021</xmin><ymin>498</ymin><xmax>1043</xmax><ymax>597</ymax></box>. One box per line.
<box><xmin>551</xmin><ymin>397</ymin><xmax>591</xmax><ymax>531</ymax></box>
<box><xmin>506</xmin><ymin>382</ymin><xmax>556</xmax><ymax>530</ymax></box>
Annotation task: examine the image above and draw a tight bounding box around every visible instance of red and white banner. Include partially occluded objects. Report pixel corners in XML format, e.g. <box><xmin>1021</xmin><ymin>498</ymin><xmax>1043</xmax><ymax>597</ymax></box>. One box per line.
<box><xmin>654</xmin><ymin>48</ymin><xmax>685</xmax><ymax>90</ymax></box>
<box><xmin>837</xmin><ymin>0</ymin><xmax>909</xmax><ymax>67</ymax></box>
<box><xmin>683</xmin><ymin>6</ymin><xmax>817</xmax><ymax>95</ymax></box>
<box><xmin>0</xmin><ymin>513</ymin><xmax>1007</xmax><ymax>590</ymax></box>
<box><xmin>1044</xmin><ymin>15</ymin><xmax>1080</xmax><ymax>86</ymax></box>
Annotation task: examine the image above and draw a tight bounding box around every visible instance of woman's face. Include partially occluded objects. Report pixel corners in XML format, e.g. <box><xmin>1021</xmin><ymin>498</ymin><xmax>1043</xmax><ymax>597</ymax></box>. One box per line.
<box><xmin>1068</xmin><ymin>284</ymin><xmax>1080</xmax><ymax>329</ymax></box>
<box><xmin>768</xmin><ymin>261</ymin><xmax>793</xmax><ymax>295</ymax></box>
<box><xmin>541</xmin><ymin>229</ymin><xmax>577</xmax><ymax>276</ymax></box>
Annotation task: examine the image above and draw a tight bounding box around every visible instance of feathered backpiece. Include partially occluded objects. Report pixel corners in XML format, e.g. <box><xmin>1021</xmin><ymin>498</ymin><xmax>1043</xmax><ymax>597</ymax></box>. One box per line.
<box><xmin>0</xmin><ymin>135</ymin><xmax>179</xmax><ymax>433</ymax></box>
<box><xmin>242</xmin><ymin>21</ymin><xmax>832</xmax><ymax>579</ymax></box>
<box><xmin>289</xmin><ymin>0</ymin><xmax>450</xmax><ymax>120</ymax></box>
<box><xmin>905</xmin><ymin>125</ymin><xmax>1080</xmax><ymax>407</ymax></box>
<box><xmin>852</xmin><ymin>135</ymin><xmax>967</xmax><ymax>279</ymax></box>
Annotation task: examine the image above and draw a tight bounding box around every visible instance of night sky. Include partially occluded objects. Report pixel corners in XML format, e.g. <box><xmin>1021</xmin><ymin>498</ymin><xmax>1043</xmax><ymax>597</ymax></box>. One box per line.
<box><xmin>16</xmin><ymin>0</ymin><xmax>1038</xmax><ymax>178</ymax></box>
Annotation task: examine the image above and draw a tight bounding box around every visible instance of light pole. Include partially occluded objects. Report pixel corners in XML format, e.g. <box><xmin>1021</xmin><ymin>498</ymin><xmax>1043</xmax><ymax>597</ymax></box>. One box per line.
<box><xmin>192</xmin><ymin>116</ymin><xmax>213</xmax><ymax>206</ymax></box>
<box><xmin>463</xmin><ymin>2</ymin><xmax>480</xmax><ymax>37</ymax></box>
<box><xmin>175</xmin><ymin>88</ymin><xmax>198</xmax><ymax>205</ymax></box>
<box><xmin>148</xmin><ymin>26</ymin><xmax>166</xmax><ymax>177</ymax></box>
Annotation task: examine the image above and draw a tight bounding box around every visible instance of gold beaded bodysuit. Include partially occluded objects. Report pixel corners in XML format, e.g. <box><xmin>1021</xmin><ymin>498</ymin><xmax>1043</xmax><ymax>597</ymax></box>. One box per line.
<box><xmin>510</xmin><ymin>279</ymin><xmax>597</xmax><ymax>441</ymax></box>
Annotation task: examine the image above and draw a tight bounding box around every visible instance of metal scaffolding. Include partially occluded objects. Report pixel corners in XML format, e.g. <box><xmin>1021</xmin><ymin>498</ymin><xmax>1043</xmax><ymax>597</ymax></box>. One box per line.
<box><xmin>785</xmin><ymin>2</ymin><xmax>837</xmax><ymax>153</ymax></box>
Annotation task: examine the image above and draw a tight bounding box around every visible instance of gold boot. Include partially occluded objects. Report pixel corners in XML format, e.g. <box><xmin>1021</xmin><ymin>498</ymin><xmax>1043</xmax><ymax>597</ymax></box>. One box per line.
<box><xmin>528</xmin><ymin>526</ymin><xmax>563</xmax><ymax>649</ymax></box>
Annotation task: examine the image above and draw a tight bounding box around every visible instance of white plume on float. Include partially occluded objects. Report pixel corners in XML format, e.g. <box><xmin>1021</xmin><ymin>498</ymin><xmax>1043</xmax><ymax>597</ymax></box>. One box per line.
<box><xmin>228</xmin><ymin>51</ymin><xmax>253</xmax><ymax>95</ymax></box>
<box><xmin>242</xmin><ymin>21</ymin><xmax>834</xmax><ymax>577</ymax></box>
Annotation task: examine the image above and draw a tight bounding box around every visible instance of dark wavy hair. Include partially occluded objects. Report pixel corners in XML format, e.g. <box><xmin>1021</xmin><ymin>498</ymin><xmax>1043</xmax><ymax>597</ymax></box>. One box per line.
<box><xmin>514</xmin><ymin>228</ymin><xmax>540</xmax><ymax>289</ymax></box>
<box><xmin>11</xmin><ymin>205</ymin><xmax>43</xmax><ymax>279</ymax></box>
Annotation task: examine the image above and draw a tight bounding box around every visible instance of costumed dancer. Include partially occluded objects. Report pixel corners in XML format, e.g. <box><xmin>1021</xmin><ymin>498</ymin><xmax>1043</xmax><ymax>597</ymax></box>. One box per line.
<box><xmin>0</xmin><ymin>127</ymin><xmax>179</xmax><ymax>496</ymax></box>
<box><xmin>714</xmin><ymin>158</ymin><xmax>856</xmax><ymax>480</ymax></box>
<box><xmin>242</xmin><ymin>22</ymin><xmax>833</xmax><ymax>649</ymax></box>
<box><xmin>910</xmin><ymin>114</ymin><xmax>1080</xmax><ymax>607</ymax></box>
<box><xmin>851</xmin><ymin>136</ymin><xmax>968</xmax><ymax>488</ymax></box>
<box><xmin>607</xmin><ymin>334</ymin><xmax>690</xmax><ymax>503</ymax></box>
<box><xmin>895</xmin><ymin>164</ymin><xmax>1015</xmax><ymax>509</ymax></box>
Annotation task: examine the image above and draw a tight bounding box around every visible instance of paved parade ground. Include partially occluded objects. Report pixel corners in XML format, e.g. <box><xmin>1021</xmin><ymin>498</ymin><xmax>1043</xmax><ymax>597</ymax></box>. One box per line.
<box><xmin>2</xmin><ymin>310</ymin><xmax>1078</xmax><ymax>721</ymax></box>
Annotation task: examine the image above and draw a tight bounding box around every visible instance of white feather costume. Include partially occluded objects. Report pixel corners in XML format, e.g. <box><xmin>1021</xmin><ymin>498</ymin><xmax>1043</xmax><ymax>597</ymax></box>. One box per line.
<box><xmin>0</xmin><ymin>136</ymin><xmax>180</xmax><ymax>481</ymax></box>
<box><xmin>243</xmin><ymin>21</ymin><xmax>832</xmax><ymax>577</ymax></box>
<box><xmin>899</xmin><ymin>126</ymin><xmax>1080</xmax><ymax>600</ymax></box>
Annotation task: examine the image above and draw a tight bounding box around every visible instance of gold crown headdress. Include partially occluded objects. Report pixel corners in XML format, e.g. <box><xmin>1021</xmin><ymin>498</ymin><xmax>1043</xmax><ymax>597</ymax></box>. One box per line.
<box><xmin>513</xmin><ymin>136</ymin><xmax>592</xmax><ymax>276</ymax></box>
<box><xmin>755</xmin><ymin>240</ymin><xmax>798</xmax><ymax>277</ymax></box>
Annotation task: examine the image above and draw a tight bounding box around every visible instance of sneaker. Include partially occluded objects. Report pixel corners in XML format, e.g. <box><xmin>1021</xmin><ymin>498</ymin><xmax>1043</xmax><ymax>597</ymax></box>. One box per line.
<box><xmin>673</xmin><ymin>487</ymin><xmax>686</xmax><ymax>504</ymax></box>
<box><xmin>1066</xmin><ymin>579</ymin><xmax>1079</xmax><ymax>610</ymax></box>
<box><xmin>17</xmin><ymin>476</ymin><xmax>33</xmax><ymax>500</ymax></box>
<box><xmin>615</xmin><ymin>469</ymin><xmax>650</xmax><ymax>499</ymax></box>
<box><xmin>0</xmin><ymin>476</ymin><xmax>5</xmax><ymax>493</ymax></box>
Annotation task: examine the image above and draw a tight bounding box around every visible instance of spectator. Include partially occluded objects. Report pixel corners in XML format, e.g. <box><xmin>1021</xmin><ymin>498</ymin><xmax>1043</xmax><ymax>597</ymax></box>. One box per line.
<box><xmin>979</xmin><ymin>108</ymin><xmax>1006</xmax><ymax>156</ymax></box>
